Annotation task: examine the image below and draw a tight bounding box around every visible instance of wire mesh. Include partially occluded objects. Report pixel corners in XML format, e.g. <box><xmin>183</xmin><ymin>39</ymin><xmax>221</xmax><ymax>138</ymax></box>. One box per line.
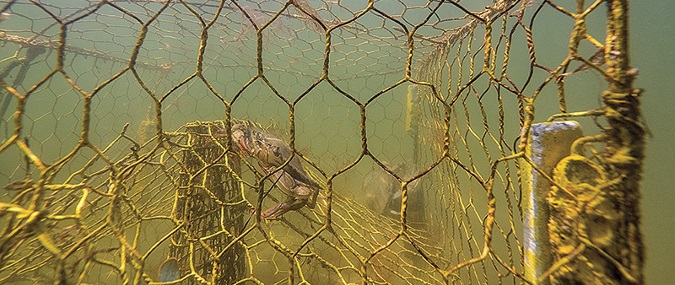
<box><xmin>0</xmin><ymin>0</ymin><xmax>644</xmax><ymax>284</ymax></box>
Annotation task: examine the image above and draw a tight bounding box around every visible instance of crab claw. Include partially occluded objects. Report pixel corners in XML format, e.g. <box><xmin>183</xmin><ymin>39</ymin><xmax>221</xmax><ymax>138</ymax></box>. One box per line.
<box><xmin>231</xmin><ymin>124</ymin><xmax>250</xmax><ymax>154</ymax></box>
<box><xmin>261</xmin><ymin>197</ymin><xmax>307</xmax><ymax>219</ymax></box>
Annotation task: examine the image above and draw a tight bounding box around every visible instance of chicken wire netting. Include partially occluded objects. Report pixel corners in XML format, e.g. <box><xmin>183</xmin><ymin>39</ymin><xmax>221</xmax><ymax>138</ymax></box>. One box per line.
<box><xmin>0</xmin><ymin>0</ymin><xmax>644</xmax><ymax>284</ymax></box>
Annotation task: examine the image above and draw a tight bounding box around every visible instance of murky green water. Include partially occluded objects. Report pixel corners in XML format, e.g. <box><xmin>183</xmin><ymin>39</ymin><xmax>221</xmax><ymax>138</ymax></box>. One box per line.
<box><xmin>0</xmin><ymin>0</ymin><xmax>672</xmax><ymax>283</ymax></box>
<box><xmin>632</xmin><ymin>1</ymin><xmax>675</xmax><ymax>283</ymax></box>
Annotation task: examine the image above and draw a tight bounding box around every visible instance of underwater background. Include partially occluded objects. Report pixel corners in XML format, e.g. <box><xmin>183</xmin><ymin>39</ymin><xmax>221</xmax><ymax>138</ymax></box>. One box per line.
<box><xmin>633</xmin><ymin>1</ymin><xmax>675</xmax><ymax>283</ymax></box>
<box><xmin>0</xmin><ymin>0</ymin><xmax>672</xmax><ymax>283</ymax></box>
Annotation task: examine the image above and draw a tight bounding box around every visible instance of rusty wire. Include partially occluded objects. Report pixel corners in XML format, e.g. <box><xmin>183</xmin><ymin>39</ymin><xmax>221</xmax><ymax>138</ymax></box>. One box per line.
<box><xmin>0</xmin><ymin>0</ymin><xmax>643</xmax><ymax>284</ymax></box>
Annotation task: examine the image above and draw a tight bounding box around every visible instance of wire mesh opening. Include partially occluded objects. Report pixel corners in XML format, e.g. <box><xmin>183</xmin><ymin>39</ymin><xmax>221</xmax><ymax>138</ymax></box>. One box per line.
<box><xmin>0</xmin><ymin>0</ymin><xmax>644</xmax><ymax>284</ymax></box>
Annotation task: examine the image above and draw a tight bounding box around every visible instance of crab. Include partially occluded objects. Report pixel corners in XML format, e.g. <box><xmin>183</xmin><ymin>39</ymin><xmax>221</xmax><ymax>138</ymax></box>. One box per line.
<box><xmin>231</xmin><ymin>122</ymin><xmax>321</xmax><ymax>219</ymax></box>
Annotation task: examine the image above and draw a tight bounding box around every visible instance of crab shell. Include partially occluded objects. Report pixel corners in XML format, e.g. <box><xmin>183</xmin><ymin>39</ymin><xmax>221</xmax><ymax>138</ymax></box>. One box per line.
<box><xmin>231</xmin><ymin>123</ymin><xmax>321</xmax><ymax>190</ymax></box>
<box><xmin>266</xmin><ymin>168</ymin><xmax>317</xmax><ymax>208</ymax></box>
<box><xmin>231</xmin><ymin>123</ymin><xmax>321</xmax><ymax>210</ymax></box>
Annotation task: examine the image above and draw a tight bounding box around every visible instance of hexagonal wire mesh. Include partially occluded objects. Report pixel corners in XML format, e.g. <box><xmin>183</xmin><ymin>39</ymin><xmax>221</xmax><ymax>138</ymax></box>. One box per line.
<box><xmin>0</xmin><ymin>0</ymin><xmax>644</xmax><ymax>284</ymax></box>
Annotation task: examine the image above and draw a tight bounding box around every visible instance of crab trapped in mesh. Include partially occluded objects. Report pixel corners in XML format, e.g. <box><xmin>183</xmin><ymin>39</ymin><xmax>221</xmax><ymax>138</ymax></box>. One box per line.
<box><xmin>0</xmin><ymin>0</ymin><xmax>645</xmax><ymax>284</ymax></box>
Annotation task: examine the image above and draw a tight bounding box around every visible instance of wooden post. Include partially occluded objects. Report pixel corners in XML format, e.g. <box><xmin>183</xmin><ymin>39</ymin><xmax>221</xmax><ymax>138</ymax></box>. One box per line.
<box><xmin>601</xmin><ymin>0</ymin><xmax>644</xmax><ymax>283</ymax></box>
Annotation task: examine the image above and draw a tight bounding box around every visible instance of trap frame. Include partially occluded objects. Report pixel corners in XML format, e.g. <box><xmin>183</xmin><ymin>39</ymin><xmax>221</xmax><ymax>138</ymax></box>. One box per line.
<box><xmin>0</xmin><ymin>0</ymin><xmax>644</xmax><ymax>284</ymax></box>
